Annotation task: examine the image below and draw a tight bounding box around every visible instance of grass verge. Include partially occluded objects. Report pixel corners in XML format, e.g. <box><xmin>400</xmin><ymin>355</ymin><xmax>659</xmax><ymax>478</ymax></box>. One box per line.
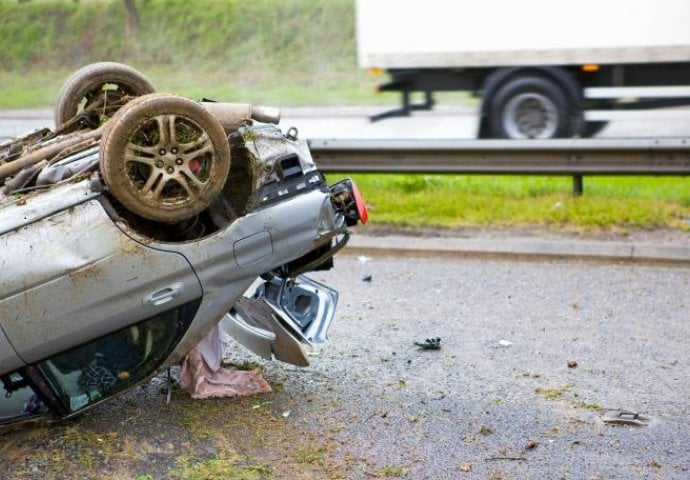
<box><xmin>328</xmin><ymin>174</ymin><xmax>690</xmax><ymax>232</ymax></box>
<box><xmin>0</xmin><ymin>0</ymin><xmax>395</xmax><ymax>109</ymax></box>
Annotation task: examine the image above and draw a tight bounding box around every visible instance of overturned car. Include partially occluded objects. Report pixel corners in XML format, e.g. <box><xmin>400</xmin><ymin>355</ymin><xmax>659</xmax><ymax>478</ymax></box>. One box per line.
<box><xmin>0</xmin><ymin>63</ymin><xmax>367</xmax><ymax>428</ymax></box>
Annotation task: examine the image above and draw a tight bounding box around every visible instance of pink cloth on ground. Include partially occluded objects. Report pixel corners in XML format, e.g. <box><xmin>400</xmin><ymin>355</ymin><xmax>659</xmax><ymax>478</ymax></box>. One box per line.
<box><xmin>178</xmin><ymin>321</ymin><xmax>272</xmax><ymax>399</ymax></box>
<box><xmin>179</xmin><ymin>347</ymin><xmax>272</xmax><ymax>399</ymax></box>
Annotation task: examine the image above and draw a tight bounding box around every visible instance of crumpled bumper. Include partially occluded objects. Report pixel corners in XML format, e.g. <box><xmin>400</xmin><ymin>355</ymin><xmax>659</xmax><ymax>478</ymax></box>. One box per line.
<box><xmin>221</xmin><ymin>275</ymin><xmax>339</xmax><ymax>367</ymax></box>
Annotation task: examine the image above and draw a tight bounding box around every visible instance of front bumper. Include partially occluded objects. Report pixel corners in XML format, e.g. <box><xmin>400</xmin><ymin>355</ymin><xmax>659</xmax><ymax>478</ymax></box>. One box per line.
<box><xmin>222</xmin><ymin>275</ymin><xmax>339</xmax><ymax>366</ymax></box>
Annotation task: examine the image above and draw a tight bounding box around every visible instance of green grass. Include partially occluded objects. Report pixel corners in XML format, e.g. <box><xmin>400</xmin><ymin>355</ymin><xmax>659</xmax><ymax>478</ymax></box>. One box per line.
<box><xmin>0</xmin><ymin>0</ymin><xmax>393</xmax><ymax>108</ymax></box>
<box><xmin>169</xmin><ymin>454</ymin><xmax>273</xmax><ymax>480</ymax></box>
<box><xmin>330</xmin><ymin>174</ymin><xmax>690</xmax><ymax>231</ymax></box>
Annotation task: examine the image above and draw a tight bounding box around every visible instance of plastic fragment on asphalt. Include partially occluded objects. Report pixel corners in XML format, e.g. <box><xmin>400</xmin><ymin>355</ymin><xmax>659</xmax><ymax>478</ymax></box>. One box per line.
<box><xmin>498</xmin><ymin>339</ymin><xmax>513</xmax><ymax>347</ymax></box>
<box><xmin>602</xmin><ymin>410</ymin><xmax>650</xmax><ymax>426</ymax></box>
<box><xmin>414</xmin><ymin>337</ymin><xmax>441</xmax><ymax>350</ymax></box>
<box><xmin>357</xmin><ymin>255</ymin><xmax>371</xmax><ymax>263</ymax></box>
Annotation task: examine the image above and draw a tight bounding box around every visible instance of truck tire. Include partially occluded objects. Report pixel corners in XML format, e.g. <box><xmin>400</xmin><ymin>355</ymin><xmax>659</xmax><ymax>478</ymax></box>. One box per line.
<box><xmin>55</xmin><ymin>62</ymin><xmax>156</xmax><ymax>129</ymax></box>
<box><xmin>100</xmin><ymin>94</ymin><xmax>231</xmax><ymax>223</ymax></box>
<box><xmin>486</xmin><ymin>76</ymin><xmax>577</xmax><ymax>139</ymax></box>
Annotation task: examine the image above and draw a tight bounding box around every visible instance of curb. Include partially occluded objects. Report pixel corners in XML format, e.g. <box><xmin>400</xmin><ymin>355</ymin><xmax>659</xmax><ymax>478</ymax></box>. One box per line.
<box><xmin>344</xmin><ymin>234</ymin><xmax>690</xmax><ymax>265</ymax></box>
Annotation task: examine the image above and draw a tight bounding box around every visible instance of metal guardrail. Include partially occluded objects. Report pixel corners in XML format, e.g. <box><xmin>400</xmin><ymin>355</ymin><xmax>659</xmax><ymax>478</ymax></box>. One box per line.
<box><xmin>309</xmin><ymin>137</ymin><xmax>690</xmax><ymax>195</ymax></box>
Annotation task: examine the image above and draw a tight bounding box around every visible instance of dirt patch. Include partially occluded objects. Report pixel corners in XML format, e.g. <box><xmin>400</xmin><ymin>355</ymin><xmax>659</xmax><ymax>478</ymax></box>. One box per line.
<box><xmin>0</xmin><ymin>370</ymin><xmax>354</xmax><ymax>480</ymax></box>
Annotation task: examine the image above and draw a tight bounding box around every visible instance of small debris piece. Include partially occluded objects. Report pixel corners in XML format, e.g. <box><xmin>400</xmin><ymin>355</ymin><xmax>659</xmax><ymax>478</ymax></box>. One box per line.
<box><xmin>479</xmin><ymin>425</ymin><xmax>493</xmax><ymax>435</ymax></box>
<box><xmin>567</xmin><ymin>360</ymin><xmax>578</xmax><ymax>368</ymax></box>
<box><xmin>602</xmin><ymin>410</ymin><xmax>650</xmax><ymax>426</ymax></box>
<box><xmin>649</xmin><ymin>460</ymin><xmax>662</xmax><ymax>469</ymax></box>
<box><xmin>414</xmin><ymin>337</ymin><xmax>441</xmax><ymax>350</ymax></box>
<box><xmin>459</xmin><ymin>463</ymin><xmax>472</xmax><ymax>473</ymax></box>
<box><xmin>357</xmin><ymin>255</ymin><xmax>371</xmax><ymax>263</ymax></box>
<box><xmin>362</xmin><ymin>274</ymin><xmax>372</xmax><ymax>282</ymax></box>
<box><xmin>498</xmin><ymin>339</ymin><xmax>513</xmax><ymax>347</ymax></box>
<box><xmin>524</xmin><ymin>440</ymin><xmax>539</xmax><ymax>451</ymax></box>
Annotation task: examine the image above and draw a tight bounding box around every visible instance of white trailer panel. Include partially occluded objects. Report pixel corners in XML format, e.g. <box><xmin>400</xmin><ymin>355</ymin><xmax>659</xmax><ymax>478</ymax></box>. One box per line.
<box><xmin>356</xmin><ymin>0</ymin><xmax>690</xmax><ymax>68</ymax></box>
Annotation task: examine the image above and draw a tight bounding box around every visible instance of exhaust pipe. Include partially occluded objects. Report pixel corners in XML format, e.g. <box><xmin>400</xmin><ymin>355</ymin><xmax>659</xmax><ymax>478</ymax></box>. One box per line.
<box><xmin>200</xmin><ymin>102</ymin><xmax>281</xmax><ymax>133</ymax></box>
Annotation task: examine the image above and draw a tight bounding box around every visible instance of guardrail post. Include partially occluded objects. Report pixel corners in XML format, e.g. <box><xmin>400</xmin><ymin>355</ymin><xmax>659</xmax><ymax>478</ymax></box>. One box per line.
<box><xmin>572</xmin><ymin>175</ymin><xmax>584</xmax><ymax>196</ymax></box>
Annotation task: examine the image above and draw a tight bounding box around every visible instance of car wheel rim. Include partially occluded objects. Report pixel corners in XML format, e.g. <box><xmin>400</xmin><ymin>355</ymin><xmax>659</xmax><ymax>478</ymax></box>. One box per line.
<box><xmin>123</xmin><ymin>114</ymin><xmax>216</xmax><ymax>208</ymax></box>
<box><xmin>503</xmin><ymin>93</ymin><xmax>558</xmax><ymax>139</ymax></box>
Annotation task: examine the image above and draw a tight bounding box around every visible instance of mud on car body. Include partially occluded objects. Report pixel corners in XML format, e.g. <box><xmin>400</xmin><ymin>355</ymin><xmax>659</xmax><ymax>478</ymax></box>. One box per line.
<box><xmin>0</xmin><ymin>63</ymin><xmax>367</xmax><ymax>429</ymax></box>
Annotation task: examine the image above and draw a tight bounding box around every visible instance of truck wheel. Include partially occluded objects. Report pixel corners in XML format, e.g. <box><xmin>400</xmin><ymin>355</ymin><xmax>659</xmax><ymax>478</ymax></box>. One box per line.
<box><xmin>55</xmin><ymin>62</ymin><xmax>156</xmax><ymax>129</ymax></box>
<box><xmin>487</xmin><ymin>76</ymin><xmax>576</xmax><ymax>139</ymax></box>
<box><xmin>100</xmin><ymin>94</ymin><xmax>231</xmax><ymax>223</ymax></box>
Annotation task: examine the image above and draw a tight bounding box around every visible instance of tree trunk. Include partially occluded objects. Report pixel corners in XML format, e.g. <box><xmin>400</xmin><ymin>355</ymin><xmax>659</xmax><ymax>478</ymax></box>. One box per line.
<box><xmin>123</xmin><ymin>0</ymin><xmax>141</xmax><ymax>39</ymax></box>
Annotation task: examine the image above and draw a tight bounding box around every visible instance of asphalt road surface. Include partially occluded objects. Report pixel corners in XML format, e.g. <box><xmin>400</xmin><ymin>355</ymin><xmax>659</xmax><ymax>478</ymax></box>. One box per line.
<box><xmin>2</xmin><ymin>106</ymin><xmax>690</xmax><ymax>142</ymax></box>
<box><xmin>271</xmin><ymin>253</ymin><xmax>690</xmax><ymax>479</ymax></box>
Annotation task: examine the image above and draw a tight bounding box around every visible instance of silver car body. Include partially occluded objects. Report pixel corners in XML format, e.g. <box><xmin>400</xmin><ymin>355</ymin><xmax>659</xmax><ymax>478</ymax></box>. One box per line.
<box><xmin>0</xmin><ymin>123</ymin><xmax>360</xmax><ymax>425</ymax></box>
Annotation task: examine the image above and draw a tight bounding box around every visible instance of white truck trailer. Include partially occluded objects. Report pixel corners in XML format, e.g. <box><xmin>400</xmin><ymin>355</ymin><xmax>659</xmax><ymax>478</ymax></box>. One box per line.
<box><xmin>356</xmin><ymin>0</ymin><xmax>690</xmax><ymax>138</ymax></box>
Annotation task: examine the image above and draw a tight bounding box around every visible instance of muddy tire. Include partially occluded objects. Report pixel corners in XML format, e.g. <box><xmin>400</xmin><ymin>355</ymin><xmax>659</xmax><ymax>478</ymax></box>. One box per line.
<box><xmin>55</xmin><ymin>62</ymin><xmax>156</xmax><ymax>129</ymax></box>
<box><xmin>100</xmin><ymin>94</ymin><xmax>231</xmax><ymax>223</ymax></box>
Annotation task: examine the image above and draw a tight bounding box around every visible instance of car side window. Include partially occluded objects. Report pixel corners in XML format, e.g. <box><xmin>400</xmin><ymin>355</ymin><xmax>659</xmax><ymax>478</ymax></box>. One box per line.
<box><xmin>0</xmin><ymin>372</ymin><xmax>47</xmax><ymax>424</ymax></box>
<box><xmin>37</xmin><ymin>301</ymin><xmax>198</xmax><ymax>414</ymax></box>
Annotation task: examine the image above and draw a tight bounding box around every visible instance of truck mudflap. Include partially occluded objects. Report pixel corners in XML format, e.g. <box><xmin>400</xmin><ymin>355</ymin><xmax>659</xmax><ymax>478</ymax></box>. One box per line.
<box><xmin>221</xmin><ymin>275</ymin><xmax>339</xmax><ymax>367</ymax></box>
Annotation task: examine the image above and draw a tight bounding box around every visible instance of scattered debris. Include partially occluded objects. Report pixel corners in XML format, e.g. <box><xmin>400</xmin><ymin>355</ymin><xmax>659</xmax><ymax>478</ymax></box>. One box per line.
<box><xmin>567</xmin><ymin>359</ymin><xmax>578</xmax><ymax>368</ymax></box>
<box><xmin>357</xmin><ymin>255</ymin><xmax>371</xmax><ymax>263</ymax></box>
<box><xmin>459</xmin><ymin>463</ymin><xmax>473</xmax><ymax>473</ymax></box>
<box><xmin>524</xmin><ymin>440</ymin><xmax>539</xmax><ymax>451</ymax></box>
<box><xmin>414</xmin><ymin>337</ymin><xmax>442</xmax><ymax>350</ymax></box>
<box><xmin>479</xmin><ymin>425</ymin><xmax>494</xmax><ymax>435</ymax></box>
<box><xmin>497</xmin><ymin>339</ymin><xmax>513</xmax><ymax>347</ymax></box>
<box><xmin>602</xmin><ymin>410</ymin><xmax>650</xmax><ymax>426</ymax></box>
<box><xmin>362</xmin><ymin>274</ymin><xmax>373</xmax><ymax>282</ymax></box>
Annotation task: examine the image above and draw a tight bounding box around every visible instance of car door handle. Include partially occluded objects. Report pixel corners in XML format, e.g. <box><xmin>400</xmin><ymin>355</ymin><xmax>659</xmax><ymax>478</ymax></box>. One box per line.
<box><xmin>143</xmin><ymin>282</ymin><xmax>185</xmax><ymax>307</ymax></box>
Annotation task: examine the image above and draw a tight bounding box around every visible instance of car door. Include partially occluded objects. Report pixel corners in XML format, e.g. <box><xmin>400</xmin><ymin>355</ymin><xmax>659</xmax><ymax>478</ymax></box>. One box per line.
<box><xmin>0</xmin><ymin>198</ymin><xmax>202</xmax><ymax>367</ymax></box>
